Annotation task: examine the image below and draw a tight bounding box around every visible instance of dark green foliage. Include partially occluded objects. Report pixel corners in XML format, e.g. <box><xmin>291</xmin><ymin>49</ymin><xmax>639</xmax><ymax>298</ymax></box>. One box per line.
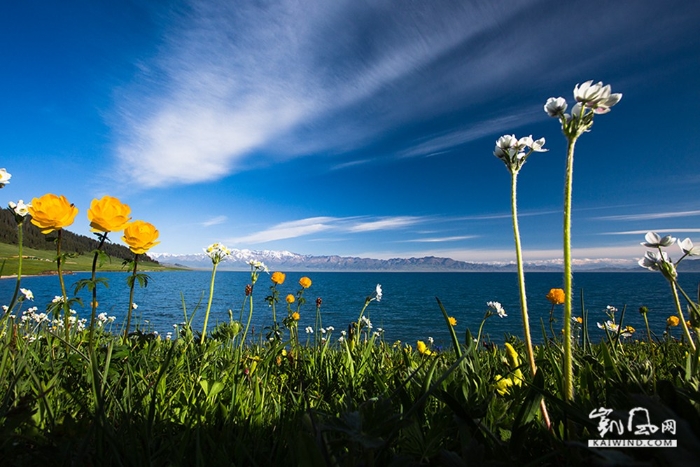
<box><xmin>0</xmin><ymin>208</ymin><xmax>157</xmax><ymax>263</ymax></box>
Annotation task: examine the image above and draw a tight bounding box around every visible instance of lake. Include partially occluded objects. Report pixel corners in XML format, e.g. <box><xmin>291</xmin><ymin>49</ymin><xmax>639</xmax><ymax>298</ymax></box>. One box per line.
<box><xmin>3</xmin><ymin>270</ymin><xmax>698</xmax><ymax>347</ymax></box>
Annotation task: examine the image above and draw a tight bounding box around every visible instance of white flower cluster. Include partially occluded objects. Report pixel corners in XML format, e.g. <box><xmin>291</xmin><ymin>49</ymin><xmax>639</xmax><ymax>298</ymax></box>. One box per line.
<box><xmin>638</xmin><ymin>231</ymin><xmax>700</xmax><ymax>280</ymax></box>
<box><xmin>493</xmin><ymin>134</ymin><xmax>547</xmax><ymax>173</ymax></box>
<box><xmin>0</xmin><ymin>168</ymin><xmax>11</xmax><ymax>188</ymax></box>
<box><xmin>487</xmin><ymin>301</ymin><xmax>507</xmax><ymax>318</ymax></box>
<box><xmin>204</xmin><ymin>243</ymin><xmax>231</xmax><ymax>264</ymax></box>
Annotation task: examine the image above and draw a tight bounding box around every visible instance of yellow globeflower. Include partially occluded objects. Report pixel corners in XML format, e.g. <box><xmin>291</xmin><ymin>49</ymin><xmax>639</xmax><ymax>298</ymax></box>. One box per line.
<box><xmin>448</xmin><ymin>316</ymin><xmax>457</xmax><ymax>326</ymax></box>
<box><xmin>87</xmin><ymin>195</ymin><xmax>131</xmax><ymax>233</ymax></box>
<box><xmin>28</xmin><ymin>193</ymin><xmax>79</xmax><ymax>234</ymax></box>
<box><xmin>504</xmin><ymin>342</ymin><xmax>521</xmax><ymax>368</ymax></box>
<box><xmin>494</xmin><ymin>375</ymin><xmax>514</xmax><ymax>396</ymax></box>
<box><xmin>546</xmin><ymin>288</ymin><xmax>565</xmax><ymax>305</ymax></box>
<box><xmin>417</xmin><ymin>340</ymin><xmax>432</xmax><ymax>356</ymax></box>
<box><xmin>122</xmin><ymin>220</ymin><xmax>160</xmax><ymax>254</ymax></box>
<box><xmin>271</xmin><ymin>271</ymin><xmax>286</xmax><ymax>285</ymax></box>
<box><xmin>286</xmin><ymin>294</ymin><xmax>295</xmax><ymax>304</ymax></box>
<box><xmin>291</xmin><ymin>312</ymin><xmax>300</xmax><ymax>321</ymax></box>
<box><xmin>667</xmin><ymin>316</ymin><xmax>680</xmax><ymax>327</ymax></box>
<box><xmin>299</xmin><ymin>277</ymin><xmax>312</xmax><ymax>289</ymax></box>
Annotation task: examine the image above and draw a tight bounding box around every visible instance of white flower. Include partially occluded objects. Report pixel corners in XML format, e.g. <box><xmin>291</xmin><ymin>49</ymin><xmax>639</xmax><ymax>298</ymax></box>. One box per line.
<box><xmin>573</xmin><ymin>80</ymin><xmax>621</xmax><ymax>114</ymax></box>
<box><xmin>8</xmin><ymin>200</ymin><xmax>31</xmax><ymax>217</ymax></box>
<box><xmin>338</xmin><ymin>336</ymin><xmax>345</xmax><ymax>342</ymax></box>
<box><xmin>97</xmin><ymin>312</ymin><xmax>108</xmax><ymax>323</ymax></box>
<box><xmin>341</xmin><ymin>330</ymin><xmax>347</xmax><ymax>336</ymax></box>
<box><xmin>52</xmin><ymin>296</ymin><xmax>64</xmax><ymax>303</ymax></box>
<box><xmin>20</xmin><ymin>288</ymin><xmax>33</xmax><ymax>301</ymax></box>
<box><xmin>641</xmin><ymin>231</ymin><xmax>676</xmax><ymax>248</ymax></box>
<box><xmin>305</xmin><ymin>326</ymin><xmax>314</xmax><ymax>334</ymax></box>
<box><xmin>326</xmin><ymin>326</ymin><xmax>334</xmax><ymax>332</ymax></box>
<box><xmin>204</xmin><ymin>242</ymin><xmax>231</xmax><ymax>264</ymax></box>
<box><xmin>132</xmin><ymin>303</ymin><xmax>138</xmax><ymax>310</ymax></box>
<box><xmin>517</xmin><ymin>135</ymin><xmax>547</xmax><ymax>152</ymax></box>
<box><xmin>679</xmin><ymin>238</ymin><xmax>700</xmax><ymax>256</ymax></box>
<box><xmin>597</xmin><ymin>320</ymin><xmax>619</xmax><ymax>333</ymax></box>
<box><xmin>544</xmin><ymin>97</ymin><xmax>567</xmax><ymax>117</ymax></box>
<box><xmin>166</xmin><ymin>332</ymin><xmax>172</xmax><ymax>340</ymax></box>
<box><xmin>606</xmin><ymin>305</ymin><xmax>618</xmax><ymax>314</ymax></box>
<box><xmin>375</xmin><ymin>284</ymin><xmax>382</xmax><ymax>302</ymax></box>
<box><xmin>248</xmin><ymin>259</ymin><xmax>269</xmax><ymax>272</ymax></box>
<box><xmin>0</xmin><ymin>168</ymin><xmax>11</xmax><ymax>187</ymax></box>
<box><xmin>487</xmin><ymin>301</ymin><xmax>507</xmax><ymax>318</ymax></box>
<box><xmin>428</xmin><ymin>336</ymin><xmax>434</xmax><ymax>345</ymax></box>
<box><xmin>2</xmin><ymin>305</ymin><xmax>8</xmax><ymax>312</ymax></box>
<box><xmin>638</xmin><ymin>250</ymin><xmax>674</xmax><ymax>272</ymax></box>
<box><xmin>361</xmin><ymin>316</ymin><xmax>373</xmax><ymax>329</ymax></box>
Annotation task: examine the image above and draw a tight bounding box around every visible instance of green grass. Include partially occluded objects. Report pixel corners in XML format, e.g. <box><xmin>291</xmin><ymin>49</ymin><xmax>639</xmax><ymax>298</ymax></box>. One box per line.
<box><xmin>0</xmin><ymin>242</ymin><xmax>174</xmax><ymax>276</ymax></box>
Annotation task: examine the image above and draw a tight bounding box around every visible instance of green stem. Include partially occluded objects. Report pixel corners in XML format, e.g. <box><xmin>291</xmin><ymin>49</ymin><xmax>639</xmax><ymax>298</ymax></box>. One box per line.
<box><xmin>7</xmin><ymin>222</ymin><xmax>24</xmax><ymax>312</ymax></box>
<box><xmin>124</xmin><ymin>254</ymin><xmax>139</xmax><ymax>341</ymax></box>
<box><xmin>56</xmin><ymin>230</ymin><xmax>71</xmax><ymax>346</ymax></box>
<box><xmin>562</xmin><ymin>136</ymin><xmax>577</xmax><ymax>402</ymax></box>
<box><xmin>242</xmin><ymin>287</ymin><xmax>254</xmax><ymax>346</ymax></box>
<box><xmin>670</xmin><ymin>281</ymin><xmax>696</xmax><ymax>352</ymax></box>
<box><xmin>89</xmin><ymin>233</ymin><xmax>108</xmax><ymax>348</ymax></box>
<box><xmin>200</xmin><ymin>262</ymin><xmax>219</xmax><ymax>344</ymax></box>
<box><xmin>511</xmin><ymin>171</ymin><xmax>551</xmax><ymax>428</ymax></box>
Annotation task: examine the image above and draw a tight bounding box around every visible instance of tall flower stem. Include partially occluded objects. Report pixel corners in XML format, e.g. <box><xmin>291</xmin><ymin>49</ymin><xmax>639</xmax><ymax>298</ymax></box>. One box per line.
<box><xmin>55</xmin><ymin>230</ymin><xmax>72</xmax><ymax>346</ymax></box>
<box><xmin>88</xmin><ymin>233</ymin><xmax>108</xmax><ymax>347</ymax></box>
<box><xmin>124</xmin><ymin>254</ymin><xmax>139</xmax><ymax>341</ymax></box>
<box><xmin>562</xmin><ymin>136</ymin><xmax>577</xmax><ymax>402</ymax></box>
<box><xmin>511</xmin><ymin>172</ymin><xmax>551</xmax><ymax>428</ymax></box>
<box><xmin>510</xmin><ymin>172</ymin><xmax>536</xmax><ymax>375</ymax></box>
<box><xmin>200</xmin><ymin>261</ymin><xmax>219</xmax><ymax>344</ymax></box>
<box><xmin>7</xmin><ymin>221</ymin><xmax>24</xmax><ymax>312</ymax></box>
<box><xmin>670</xmin><ymin>281</ymin><xmax>696</xmax><ymax>352</ymax></box>
<box><xmin>242</xmin><ymin>288</ymin><xmax>254</xmax><ymax>346</ymax></box>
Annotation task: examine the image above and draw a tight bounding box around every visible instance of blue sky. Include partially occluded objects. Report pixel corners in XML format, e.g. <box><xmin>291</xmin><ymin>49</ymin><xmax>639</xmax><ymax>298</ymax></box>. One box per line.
<box><xmin>2</xmin><ymin>0</ymin><xmax>700</xmax><ymax>264</ymax></box>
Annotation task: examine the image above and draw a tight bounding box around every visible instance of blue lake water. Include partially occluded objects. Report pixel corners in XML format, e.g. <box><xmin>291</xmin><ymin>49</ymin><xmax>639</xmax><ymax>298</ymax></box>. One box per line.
<box><xmin>3</xmin><ymin>270</ymin><xmax>698</xmax><ymax>347</ymax></box>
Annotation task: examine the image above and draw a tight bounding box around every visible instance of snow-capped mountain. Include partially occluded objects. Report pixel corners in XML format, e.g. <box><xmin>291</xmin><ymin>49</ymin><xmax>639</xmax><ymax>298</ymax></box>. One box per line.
<box><xmin>149</xmin><ymin>249</ymin><xmax>646</xmax><ymax>272</ymax></box>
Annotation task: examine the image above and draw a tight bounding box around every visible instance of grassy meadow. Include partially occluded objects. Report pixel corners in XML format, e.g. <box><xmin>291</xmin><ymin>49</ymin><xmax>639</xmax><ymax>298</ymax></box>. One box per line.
<box><xmin>0</xmin><ymin>242</ymin><xmax>171</xmax><ymax>277</ymax></box>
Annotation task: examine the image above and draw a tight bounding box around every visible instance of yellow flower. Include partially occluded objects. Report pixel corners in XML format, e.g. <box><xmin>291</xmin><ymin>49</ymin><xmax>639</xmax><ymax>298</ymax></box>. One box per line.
<box><xmin>299</xmin><ymin>277</ymin><xmax>312</xmax><ymax>289</ymax></box>
<box><xmin>667</xmin><ymin>316</ymin><xmax>680</xmax><ymax>327</ymax></box>
<box><xmin>574</xmin><ymin>316</ymin><xmax>583</xmax><ymax>324</ymax></box>
<box><xmin>291</xmin><ymin>312</ymin><xmax>300</xmax><ymax>321</ymax></box>
<box><xmin>87</xmin><ymin>196</ymin><xmax>131</xmax><ymax>233</ymax></box>
<box><xmin>494</xmin><ymin>375</ymin><xmax>513</xmax><ymax>396</ymax></box>
<box><xmin>417</xmin><ymin>340</ymin><xmax>433</xmax><ymax>356</ymax></box>
<box><xmin>504</xmin><ymin>342</ymin><xmax>521</xmax><ymax>368</ymax></box>
<box><xmin>687</xmin><ymin>320</ymin><xmax>693</xmax><ymax>328</ymax></box>
<box><xmin>286</xmin><ymin>294</ymin><xmax>295</xmax><ymax>304</ymax></box>
<box><xmin>448</xmin><ymin>316</ymin><xmax>457</xmax><ymax>326</ymax></box>
<box><xmin>546</xmin><ymin>288</ymin><xmax>565</xmax><ymax>305</ymax></box>
<box><xmin>271</xmin><ymin>271</ymin><xmax>286</xmax><ymax>285</ymax></box>
<box><xmin>28</xmin><ymin>193</ymin><xmax>79</xmax><ymax>234</ymax></box>
<box><xmin>122</xmin><ymin>220</ymin><xmax>160</xmax><ymax>254</ymax></box>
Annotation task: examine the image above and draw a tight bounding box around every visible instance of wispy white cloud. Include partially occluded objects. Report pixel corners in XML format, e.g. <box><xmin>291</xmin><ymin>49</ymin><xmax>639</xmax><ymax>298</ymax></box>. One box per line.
<box><xmin>202</xmin><ymin>215</ymin><xmax>227</xmax><ymax>227</ymax></box>
<box><xmin>596</xmin><ymin>210</ymin><xmax>700</xmax><ymax>221</ymax></box>
<box><xmin>347</xmin><ymin>216</ymin><xmax>422</xmax><ymax>232</ymax></box>
<box><xmin>603</xmin><ymin>229</ymin><xmax>700</xmax><ymax>235</ymax></box>
<box><xmin>111</xmin><ymin>0</ymin><xmax>697</xmax><ymax>188</ymax></box>
<box><xmin>403</xmin><ymin>235</ymin><xmax>477</xmax><ymax>243</ymax></box>
<box><xmin>229</xmin><ymin>215</ymin><xmax>428</xmax><ymax>245</ymax></box>
<box><xmin>229</xmin><ymin>217</ymin><xmax>338</xmax><ymax>244</ymax></box>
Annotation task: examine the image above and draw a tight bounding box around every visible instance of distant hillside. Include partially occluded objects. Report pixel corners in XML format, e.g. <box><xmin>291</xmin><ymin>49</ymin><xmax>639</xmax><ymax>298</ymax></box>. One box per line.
<box><xmin>152</xmin><ymin>249</ymin><xmax>700</xmax><ymax>273</ymax></box>
<box><xmin>151</xmin><ymin>249</ymin><xmax>562</xmax><ymax>272</ymax></box>
<box><xmin>0</xmin><ymin>209</ymin><xmax>158</xmax><ymax>263</ymax></box>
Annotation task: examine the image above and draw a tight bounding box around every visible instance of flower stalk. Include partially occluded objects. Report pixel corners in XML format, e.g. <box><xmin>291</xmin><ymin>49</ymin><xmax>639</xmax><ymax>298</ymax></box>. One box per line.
<box><xmin>545</xmin><ymin>80</ymin><xmax>622</xmax><ymax>401</ymax></box>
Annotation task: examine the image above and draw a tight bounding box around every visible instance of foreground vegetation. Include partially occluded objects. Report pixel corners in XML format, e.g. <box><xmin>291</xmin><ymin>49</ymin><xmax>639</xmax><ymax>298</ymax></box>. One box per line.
<box><xmin>1</xmin><ymin>302</ymin><xmax>699</xmax><ymax>466</ymax></box>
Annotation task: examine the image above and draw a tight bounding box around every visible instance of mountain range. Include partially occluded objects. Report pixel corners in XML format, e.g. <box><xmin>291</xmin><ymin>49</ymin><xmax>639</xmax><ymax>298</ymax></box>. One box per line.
<box><xmin>149</xmin><ymin>249</ymin><xmax>665</xmax><ymax>272</ymax></box>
